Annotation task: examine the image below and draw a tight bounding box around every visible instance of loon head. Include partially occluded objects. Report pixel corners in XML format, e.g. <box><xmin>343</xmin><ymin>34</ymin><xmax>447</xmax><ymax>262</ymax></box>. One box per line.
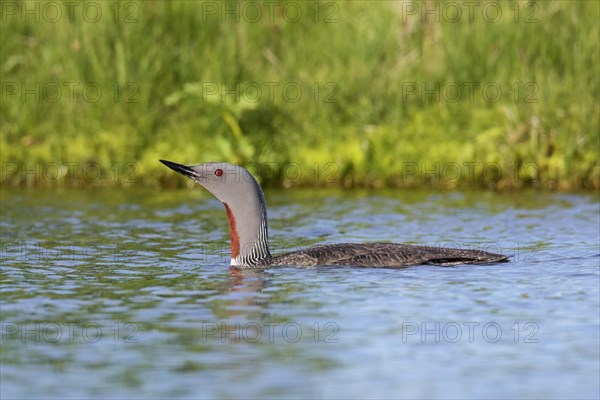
<box><xmin>160</xmin><ymin>160</ymin><xmax>271</xmax><ymax>266</ymax></box>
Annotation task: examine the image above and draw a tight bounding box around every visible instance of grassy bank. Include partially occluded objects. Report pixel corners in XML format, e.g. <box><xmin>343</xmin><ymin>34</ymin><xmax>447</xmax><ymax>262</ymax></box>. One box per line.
<box><xmin>1</xmin><ymin>1</ymin><xmax>598</xmax><ymax>190</ymax></box>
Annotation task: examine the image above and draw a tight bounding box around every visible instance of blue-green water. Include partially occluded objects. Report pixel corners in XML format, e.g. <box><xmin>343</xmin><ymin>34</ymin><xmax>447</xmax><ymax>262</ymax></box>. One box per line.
<box><xmin>1</xmin><ymin>188</ymin><xmax>599</xmax><ymax>399</ymax></box>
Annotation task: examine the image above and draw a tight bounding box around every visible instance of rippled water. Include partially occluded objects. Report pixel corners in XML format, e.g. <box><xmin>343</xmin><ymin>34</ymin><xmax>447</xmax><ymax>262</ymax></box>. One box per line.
<box><xmin>1</xmin><ymin>188</ymin><xmax>599</xmax><ymax>399</ymax></box>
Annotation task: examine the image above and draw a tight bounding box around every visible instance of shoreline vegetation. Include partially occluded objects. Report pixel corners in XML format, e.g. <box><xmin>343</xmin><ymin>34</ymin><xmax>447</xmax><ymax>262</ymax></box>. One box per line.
<box><xmin>1</xmin><ymin>1</ymin><xmax>598</xmax><ymax>190</ymax></box>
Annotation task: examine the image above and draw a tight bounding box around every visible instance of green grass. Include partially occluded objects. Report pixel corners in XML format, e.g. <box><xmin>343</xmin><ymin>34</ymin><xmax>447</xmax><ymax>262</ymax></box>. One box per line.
<box><xmin>1</xmin><ymin>0</ymin><xmax>598</xmax><ymax>190</ymax></box>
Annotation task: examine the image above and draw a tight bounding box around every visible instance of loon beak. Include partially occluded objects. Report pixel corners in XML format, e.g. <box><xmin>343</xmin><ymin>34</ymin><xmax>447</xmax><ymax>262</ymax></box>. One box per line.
<box><xmin>159</xmin><ymin>159</ymin><xmax>197</xmax><ymax>180</ymax></box>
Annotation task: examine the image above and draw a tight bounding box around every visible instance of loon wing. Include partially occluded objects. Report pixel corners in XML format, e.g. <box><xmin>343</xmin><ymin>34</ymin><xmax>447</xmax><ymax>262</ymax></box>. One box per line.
<box><xmin>270</xmin><ymin>243</ymin><xmax>509</xmax><ymax>268</ymax></box>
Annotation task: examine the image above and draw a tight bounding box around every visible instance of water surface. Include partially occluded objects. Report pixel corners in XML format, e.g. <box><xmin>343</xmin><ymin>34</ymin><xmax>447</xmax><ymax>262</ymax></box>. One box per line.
<box><xmin>1</xmin><ymin>188</ymin><xmax>599</xmax><ymax>399</ymax></box>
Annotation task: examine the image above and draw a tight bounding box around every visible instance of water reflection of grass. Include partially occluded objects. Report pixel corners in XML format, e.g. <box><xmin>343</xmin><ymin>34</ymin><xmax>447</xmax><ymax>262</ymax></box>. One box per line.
<box><xmin>1</xmin><ymin>1</ymin><xmax>597</xmax><ymax>190</ymax></box>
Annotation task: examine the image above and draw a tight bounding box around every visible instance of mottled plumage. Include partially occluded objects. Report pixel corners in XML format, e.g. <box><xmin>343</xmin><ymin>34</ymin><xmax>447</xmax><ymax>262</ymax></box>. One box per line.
<box><xmin>160</xmin><ymin>160</ymin><xmax>509</xmax><ymax>268</ymax></box>
<box><xmin>265</xmin><ymin>243</ymin><xmax>508</xmax><ymax>268</ymax></box>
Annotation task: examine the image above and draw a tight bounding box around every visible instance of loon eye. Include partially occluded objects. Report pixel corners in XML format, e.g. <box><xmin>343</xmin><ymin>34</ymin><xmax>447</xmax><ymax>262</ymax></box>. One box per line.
<box><xmin>214</xmin><ymin>168</ymin><xmax>223</xmax><ymax>177</ymax></box>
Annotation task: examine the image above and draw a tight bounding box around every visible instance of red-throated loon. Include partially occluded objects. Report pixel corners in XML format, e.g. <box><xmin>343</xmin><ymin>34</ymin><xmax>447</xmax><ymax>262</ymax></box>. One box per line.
<box><xmin>160</xmin><ymin>160</ymin><xmax>509</xmax><ymax>268</ymax></box>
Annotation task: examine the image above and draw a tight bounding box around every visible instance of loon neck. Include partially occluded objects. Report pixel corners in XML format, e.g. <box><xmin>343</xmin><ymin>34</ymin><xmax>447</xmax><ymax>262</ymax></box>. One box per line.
<box><xmin>222</xmin><ymin>188</ymin><xmax>271</xmax><ymax>267</ymax></box>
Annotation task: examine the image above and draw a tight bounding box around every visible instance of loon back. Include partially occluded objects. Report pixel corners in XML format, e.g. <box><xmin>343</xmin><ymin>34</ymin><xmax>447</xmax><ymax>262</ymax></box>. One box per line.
<box><xmin>265</xmin><ymin>242</ymin><xmax>508</xmax><ymax>268</ymax></box>
<box><xmin>160</xmin><ymin>160</ymin><xmax>509</xmax><ymax>268</ymax></box>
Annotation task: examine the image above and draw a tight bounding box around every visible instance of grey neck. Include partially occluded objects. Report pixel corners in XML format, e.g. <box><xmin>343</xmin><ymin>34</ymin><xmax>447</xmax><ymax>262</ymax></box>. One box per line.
<box><xmin>226</xmin><ymin>179</ymin><xmax>271</xmax><ymax>267</ymax></box>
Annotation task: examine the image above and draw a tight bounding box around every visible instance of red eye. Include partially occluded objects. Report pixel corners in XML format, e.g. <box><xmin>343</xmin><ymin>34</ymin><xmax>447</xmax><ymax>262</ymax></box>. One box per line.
<box><xmin>214</xmin><ymin>169</ymin><xmax>223</xmax><ymax>177</ymax></box>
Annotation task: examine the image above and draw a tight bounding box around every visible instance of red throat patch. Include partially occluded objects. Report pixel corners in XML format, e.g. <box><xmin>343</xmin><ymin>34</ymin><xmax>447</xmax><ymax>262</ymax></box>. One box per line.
<box><xmin>224</xmin><ymin>203</ymin><xmax>240</xmax><ymax>259</ymax></box>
